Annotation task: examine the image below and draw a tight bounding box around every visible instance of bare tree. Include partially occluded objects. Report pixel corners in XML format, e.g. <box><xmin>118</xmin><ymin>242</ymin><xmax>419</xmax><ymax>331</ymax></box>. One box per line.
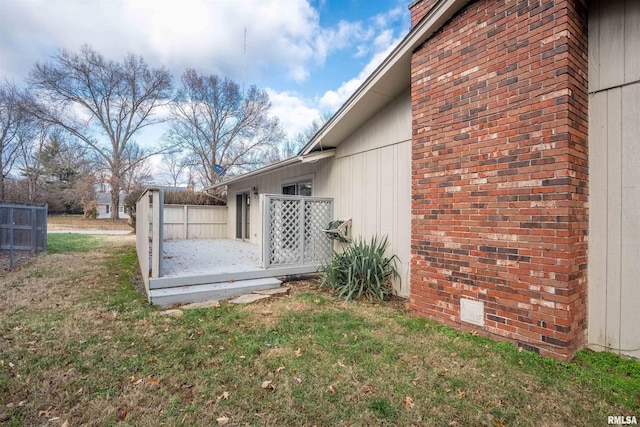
<box><xmin>119</xmin><ymin>142</ymin><xmax>154</xmax><ymax>192</ymax></box>
<box><xmin>165</xmin><ymin>69</ymin><xmax>284</xmax><ymax>187</ymax></box>
<box><xmin>0</xmin><ymin>81</ymin><xmax>33</xmax><ymax>200</ymax></box>
<box><xmin>280</xmin><ymin>112</ymin><xmax>331</xmax><ymax>160</ymax></box>
<box><xmin>26</xmin><ymin>45</ymin><xmax>172</xmax><ymax>218</ymax></box>
<box><xmin>159</xmin><ymin>150</ymin><xmax>192</xmax><ymax>187</ymax></box>
<box><xmin>16</xmin><ymin>121</ymin><xmax>49</xmax><ymax>203</ymax></box>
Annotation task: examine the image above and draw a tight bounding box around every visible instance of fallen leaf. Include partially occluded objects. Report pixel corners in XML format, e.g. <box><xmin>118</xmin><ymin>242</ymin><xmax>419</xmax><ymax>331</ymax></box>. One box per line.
<box><xmin>470</xmin><ymin>331</ymin><xmax>478</xmax><ymax>336</ymax></box>
<box><xmin>61</xmin><ymin>421</ymin><xmax>69</xmax><ymax>427</ymax></box>
<box><xmin>518</xmin><ymin>360</ymin><xmax>524</xmax><ymax>367</ymax></box>
<box><xmin>294</xmin><ymin>376</ymin><xmax>302</xmax><ymax>384</ymax></box>
<box><xmin>133</xmin><ymin>378</ymin><xmax>143</xmax><ymax>386</ymax></box>
<box><xmin>261</xmin><ymin>380</ymin><xmax>274</xmax><ymax>390</ymax></box>
<box><xmin>38</xmin><ymin>406</ymin><xmax>56</xmax><ymax>417</ymax></box>
<box><xmin>148</xmin><ymin>376</ymin><xmax>161</xmax><ymax>385</ymax></box>
<box><xmin>327</xmin><ymin>384</ymin><xmax>336</xmax><ymax>394</ymax></box>
<box><xmin>217</xmin><ymin>416</ymin><xmax>230</xmax><ymax>425</ymax></box>
<box><xmin>295</xmin><ymin>347</ymin><xmax>302</xmax><ymax>357</ymax></box>
<box><xmin>216</xmin><ymin>391</ymin><xmax>230</xmax><ymax>403</ymax></box>
<box><xmin>450</xmin><ymin>352</ymin><xmax>458</xmax><ymax>357</ymax></box>
<box><xmin>117</xmin><ymin>407</ymin><xmax>129</xmax><ymax>421</ymax></box>
<box><xmin>493</xmin><ymin>419</ymin><xmax>506</xmax><ymax>427</ymax></box>
<box><xmin>404</xmin><ymin>396</ymin><xmax>414</xmax><ymax>409</ymax></box>
<box><xmin>276</xmin><ymin>366</ymin><xmax>285</xmax><ymax>373</ymax></box>
<box><xmin>457</xmin><ymin>390</ymin><xmax>466</xmax><ymax>399</ymax></box>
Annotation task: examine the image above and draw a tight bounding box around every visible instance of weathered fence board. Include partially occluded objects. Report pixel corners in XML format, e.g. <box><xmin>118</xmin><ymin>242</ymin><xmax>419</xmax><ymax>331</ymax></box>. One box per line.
<box><xmin>163</xmin><ymin>205</ymin><xmax>227</xmax><ymax>240</ymax></box>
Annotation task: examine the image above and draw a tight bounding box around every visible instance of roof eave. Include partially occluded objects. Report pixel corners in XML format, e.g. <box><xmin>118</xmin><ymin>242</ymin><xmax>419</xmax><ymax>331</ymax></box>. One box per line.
<box><xmin>300</xmin><ymin>0</ymin><xmax>468</xmax><ymax>156</ymax></box>
<box><xmin>209</xmin><ymin>149</ymin><xmax>336</xmax><ymax>189</ymax></box>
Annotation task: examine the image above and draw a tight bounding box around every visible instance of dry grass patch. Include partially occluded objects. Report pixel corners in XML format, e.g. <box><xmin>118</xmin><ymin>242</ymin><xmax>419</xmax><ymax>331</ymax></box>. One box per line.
<box><xmin>47</xmin><ymin>215</ymin><xmax>131</xmax><ymax>231</ymax></box>
<box><xmin>1</xmin><ymin>235</ymin><xmax>638</xmax><ymax>426</ymax></box>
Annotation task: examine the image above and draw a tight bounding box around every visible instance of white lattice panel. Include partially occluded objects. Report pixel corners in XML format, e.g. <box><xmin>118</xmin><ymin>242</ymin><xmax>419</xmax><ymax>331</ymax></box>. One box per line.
<box><xmin>263</xmin><ymin>195</ymin><xmax>333</xmax><ymax>268</ymax></box>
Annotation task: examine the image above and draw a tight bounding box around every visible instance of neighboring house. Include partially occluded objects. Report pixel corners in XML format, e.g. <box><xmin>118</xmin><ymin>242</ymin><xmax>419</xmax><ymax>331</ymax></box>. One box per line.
<box><xmin>96</xmin><ymin>192</ymin><xmax>130</xmax><ymax>219</ymax></box>
<box><xmin>214</xmin><ymin>0</ymin><xmax>639</xmax><ymax>361</ymax></box>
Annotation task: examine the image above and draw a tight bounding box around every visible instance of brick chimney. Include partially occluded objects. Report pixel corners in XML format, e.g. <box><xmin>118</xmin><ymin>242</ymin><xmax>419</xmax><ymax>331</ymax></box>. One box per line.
<box><xmin>408</xmin><ymin>0</ymin><xmax>439</xmax><ymax>27</ymax></box>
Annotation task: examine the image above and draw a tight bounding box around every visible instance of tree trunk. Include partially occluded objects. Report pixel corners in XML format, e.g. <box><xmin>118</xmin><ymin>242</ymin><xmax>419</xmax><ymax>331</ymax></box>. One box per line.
<box><xmin>110</xmin><ymin>173</ymin><xmax>121</xmax><ymax>220</ymax></box>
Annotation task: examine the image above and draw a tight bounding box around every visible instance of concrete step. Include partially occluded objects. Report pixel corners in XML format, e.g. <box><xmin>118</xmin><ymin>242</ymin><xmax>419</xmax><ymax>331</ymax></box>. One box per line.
<box><xmin>149</xmin><ymin>277</ymin><xmax>282</xmax><ymax>307</ymax></box>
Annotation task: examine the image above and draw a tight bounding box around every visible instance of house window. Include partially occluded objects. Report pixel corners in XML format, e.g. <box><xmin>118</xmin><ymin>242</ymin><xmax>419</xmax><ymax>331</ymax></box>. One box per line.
<box><xmin>106</xmin><ymin>205</ymin><xmax>110</xmax><ymax>214</ymax></box>
<box><xmin>282</xmin><ymin>180</ymin><xmax>312</xmax><ymax>196</ymax></box>
<box><xmin>119</xmin><ymin>206</ymin><xmax>125</xmax><ymax>214</ymax></box>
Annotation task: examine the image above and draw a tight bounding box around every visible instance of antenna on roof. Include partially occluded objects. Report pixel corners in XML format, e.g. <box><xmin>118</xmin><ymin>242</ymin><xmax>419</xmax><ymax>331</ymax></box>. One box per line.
<box><xmin>243</xmin><ymin>27</ymin><xmax>247</xmax><ymax>94</ymax></box>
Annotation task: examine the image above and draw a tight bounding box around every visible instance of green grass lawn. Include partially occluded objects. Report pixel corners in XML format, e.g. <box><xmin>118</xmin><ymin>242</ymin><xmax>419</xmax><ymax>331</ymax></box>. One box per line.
<box><xmin>46</xmin><ymin>233</ymin><xmax>105</xmax><ymax>254</ymax></box>
<box><xmin>1</xmin><ymin>235</ymin><xmax>638</xmax><ymax>426</ymax></box>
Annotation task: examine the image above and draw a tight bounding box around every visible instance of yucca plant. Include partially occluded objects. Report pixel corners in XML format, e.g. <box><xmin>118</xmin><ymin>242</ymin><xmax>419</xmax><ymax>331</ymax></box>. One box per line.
<box><xmin>319</xmin><ymin>235</ymin><xmax>400</xmax><ymax>302</ymax></box>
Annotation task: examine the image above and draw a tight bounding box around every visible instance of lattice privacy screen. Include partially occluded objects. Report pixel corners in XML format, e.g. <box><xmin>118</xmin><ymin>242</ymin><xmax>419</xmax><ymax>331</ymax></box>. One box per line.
<box><xmin>263</xmin><ymin>195</ymin><xmax>333</xmax><ymax>268</ymax></box>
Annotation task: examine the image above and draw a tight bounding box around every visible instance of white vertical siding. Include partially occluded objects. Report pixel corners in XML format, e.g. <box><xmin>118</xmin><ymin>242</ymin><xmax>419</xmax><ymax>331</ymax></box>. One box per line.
<box><xmin>588</xmin><ymin>0</ymin><xmax>640</xmax><ymax>359</ymax></box>
<box><xmin>329</xmin><ymin>89</ymin><xmax>412</xmax><ymax>296</ymax></box>
<box><xmin>227</xmin><ymin>160</ymin><xmax>333</xmax><ymax>245</ymax></box>
<box><xmin>226</xmin><ymin>89</ymin><xmax>412</xmax><ymax>297</ymax></box>
<box><xmin>589</xmin><ymin>0</ymin><xmax>640</xmax><ymax>92</ymax></box>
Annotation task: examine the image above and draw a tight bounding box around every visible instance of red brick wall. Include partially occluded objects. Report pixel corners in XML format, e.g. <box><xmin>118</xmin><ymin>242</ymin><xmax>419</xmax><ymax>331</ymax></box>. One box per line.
<box><xmin>410</xmin><ymin>0</ymin><xmax>588</xmax><ymax>360</ymax></box>
<box><xmin>409</xmin><ymin>0</ymin><xmax>439</xmax><ymax>27</ymax></box>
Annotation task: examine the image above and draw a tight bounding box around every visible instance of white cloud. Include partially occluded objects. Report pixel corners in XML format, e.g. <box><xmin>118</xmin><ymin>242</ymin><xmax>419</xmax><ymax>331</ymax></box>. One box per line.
<box><xmin>0</xmin><ymin>0</ymin><xmax>410</xmax><ymax>161</ymax></box>
<box><xmin>266</xmin><ymin>89</ymin><xmax>322</xmax><ymax>139</ymax></box>
<box><xmin>0</xmin><ymin>0</ymin><xmax>399</xmax><ymax>87</ymax></box>
<box><xmin>1</xmin><ymin>0</ymin><xmax>323</xmax><ymax>83</ymax></box>
<box><xmin>316</xmin><ymin>1</ymin><xmax>409</xmax><ymax>112</ymax></box>
<box><xmin>319</xmin><ymin>32</ymin><xmax>403</xmax><ymax>112</ymax></box>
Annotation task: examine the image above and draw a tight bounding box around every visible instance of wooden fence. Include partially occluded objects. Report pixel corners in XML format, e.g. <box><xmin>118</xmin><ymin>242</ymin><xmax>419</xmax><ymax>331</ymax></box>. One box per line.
<box><xmin>163</xmin><ymin>205</ymin><xmax>227</xmax><ymax>240</ymax></box>
<box><xmin>135</xmin><ymin>189</ymin><xmax>229</xmax><ymax>295</ymax></box>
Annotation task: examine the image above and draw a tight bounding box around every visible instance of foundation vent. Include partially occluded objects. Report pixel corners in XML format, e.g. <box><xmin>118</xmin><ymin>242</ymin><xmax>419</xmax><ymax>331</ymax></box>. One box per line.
<box><xmin>460</xmin><ymin>298</ymin><xmax>484</xmax><ymax>327</ymax></box>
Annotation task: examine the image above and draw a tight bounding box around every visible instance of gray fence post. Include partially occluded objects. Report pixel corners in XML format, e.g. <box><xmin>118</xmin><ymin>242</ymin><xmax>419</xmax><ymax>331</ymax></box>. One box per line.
<box><xmin>30</xmin><ymin>207</ymin><xmax>37</xmax><ymax>254</ymax></box>
<box><xmin>8</xmin><ymin>207</ymin><xmax>14</xmax><ymax>269</ymax></box>
<box><xmin>43</xmin><ymin>206</ymin><xmax>48</xmax><ymax>254</ymax></box>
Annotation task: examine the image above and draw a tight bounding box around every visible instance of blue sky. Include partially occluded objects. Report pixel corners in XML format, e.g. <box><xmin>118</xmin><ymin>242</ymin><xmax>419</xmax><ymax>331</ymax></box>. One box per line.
<box><xmin>0</xmin><ymin>0</ymin><xmax>410</xmax><ymax>150</ymax></box>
